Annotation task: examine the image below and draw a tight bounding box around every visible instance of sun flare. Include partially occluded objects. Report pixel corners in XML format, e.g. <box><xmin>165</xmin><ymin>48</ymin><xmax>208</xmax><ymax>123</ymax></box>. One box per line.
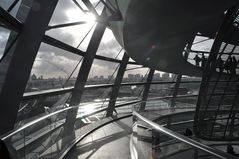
<box><xmin>66</xmin><ymin>9</ymin><xmax>96</xmax><ymax>24</ymax></box>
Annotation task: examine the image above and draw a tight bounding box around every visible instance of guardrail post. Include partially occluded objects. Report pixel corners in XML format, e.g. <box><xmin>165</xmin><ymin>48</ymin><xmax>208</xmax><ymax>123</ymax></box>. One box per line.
<box><xmin>170</xmin><ymin>74</ymin><xmax>182</xmax><ymax>107</ymax></box>
<box><xmin>0</xmin><ymin>0</ymin><xmax>58</xmax><ymax>135</ymax></box>
<box><xmin>106</xmin><ymin>53</ymin><xmax>129</xmax><ymax>117</ymax></box>
<box><xmin>140</xmin><ymin>69</ymin><xmax>155</xmax><ymax>111</ymax></box>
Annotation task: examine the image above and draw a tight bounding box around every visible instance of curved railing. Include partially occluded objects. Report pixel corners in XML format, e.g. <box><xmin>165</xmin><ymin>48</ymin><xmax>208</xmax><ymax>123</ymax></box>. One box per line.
<box><xmin>2</xmin><ymin>92</ymin><xmax>236</xmax><ymax>159</ymax></box>
<box><xmin>1</xmin><ymin>93</ymin><xmax>198</xmax><ymax>159</ymax></box>
<box><xmin>132</xmin><ymin>107</ymin><xmax>237</xmax><ymax>159</ymax></box>
<box><xmin>1</xmin><ymin>101</ymin><xmax>135</xmax><ymax>159</ymax></box>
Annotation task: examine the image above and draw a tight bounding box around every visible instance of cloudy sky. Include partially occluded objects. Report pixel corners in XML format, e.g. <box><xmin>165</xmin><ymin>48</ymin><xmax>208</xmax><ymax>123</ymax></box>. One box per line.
<box><xmin>0</xmin><ymin>0</ymin><xmax>126</xmax><ymax>79</ymax></box>
<box><xmin>0</xmin><ymin>0</ymin><xmax>213</xmax><ymax>79</ymax></box>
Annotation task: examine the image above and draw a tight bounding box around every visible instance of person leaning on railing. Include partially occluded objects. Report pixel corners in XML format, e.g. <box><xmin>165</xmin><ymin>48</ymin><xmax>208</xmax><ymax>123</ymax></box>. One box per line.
<box><xmin>193</xmin><ymin>54</ymin><xmax>201</xmax><ymax>67</ymax></box>
<box><xmin>184</xmin><ymin>128</ymin><xmax>193</xmax><ymax>138</ymax></box>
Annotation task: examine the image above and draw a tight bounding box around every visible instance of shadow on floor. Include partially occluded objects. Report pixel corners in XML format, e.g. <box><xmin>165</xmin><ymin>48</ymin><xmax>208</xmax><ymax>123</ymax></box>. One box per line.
<box><xmin>65</xmin><ymin>129</ymin><xmax>130</xmax><ymax>159</ymax></box>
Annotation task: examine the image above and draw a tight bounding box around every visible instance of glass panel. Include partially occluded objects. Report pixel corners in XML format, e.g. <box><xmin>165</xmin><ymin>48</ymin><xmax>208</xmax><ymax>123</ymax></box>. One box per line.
<box><xmin>180</xmin><ymin>76</ymin><xmax>201</xmax><ymax>95</ymax></box>
<box><xmin>149</xmin><ymin>82</ymin><xmax>174</xmax><ymax>98</ymax></box>
<box><xmin>27</xmin><ymin>43</ymin><xmax>82</xmax><ymax>92</ymax></box>
<box><xmin>94</xmin><ymin>1</ymin><xmax>105</xmax><ymax>15</ymax></box>
<box><xmin>4</xmin><ymin>105</ymin><xmax>123</xmax><ymax>159</ymax></box>
<box><xmin>16</xmin><ymin>92</ymin><xmax>71</xmax><ymax>127</ymax></box>
<box><xmin>47</xmin><ymin>0</ymin><xmax>103</xmax><ymax>51</ymax></box>
<box><xmin>0</xmin><ymin>0</ymin><xmax>17</xmax><ymax>11</ymax></box>
<box><xmin>191</xmin><ymin>36</ymin><xmax>213</xmax><ymax>52</ymax></box>
<box><xmin>0</xmin><ymin>27</ymin><xmax>12</xmax><ymax>60</ymax></box>
<box><xmin>49</xmin><ymin>0</ymin><xmax>88</xmax><ymax>25</ymax></box>
<box><xmin>0</xmin><ymin>0</ymin><xmax>21</xmax><ymax>16</ymax></box>
<box><xmin>124</xmin><ymin>64</ymin><xmax>149</xmax><ymax>82</ymax></box>
<box><xmin>117</xmin><ymin>85</ymin><xmax>144</xmax><ymax>101</ymax></box>
<box><xmin>87</xmin><ymin>59</ymin><xmax>119</xmax><ymax>85</ymax></box>
<box><xmin>96</xmin><ymin>28</ymin><xmax>123</xmax><ymax>60</ymax></box>
<box><xmin>46</xmin><ymin>23</ymin><xmax>96</xmax><ymax>51</ymax></box>
<box><xmin>4</xmin><ymin>109</ymin><xmax>68</xmax><ymax>159</ymax></box>
<box><xmin>81</xmin><ymin>87</ymin><xmax>112</xmax><ymax>104</ymax></box>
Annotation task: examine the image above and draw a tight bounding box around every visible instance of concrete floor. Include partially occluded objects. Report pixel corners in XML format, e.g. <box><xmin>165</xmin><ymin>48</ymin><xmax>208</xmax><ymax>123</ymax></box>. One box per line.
<box><xmin>65</xmin><ymin>118</ymin><xmax>132</xmax><ymax>159</ymax></box>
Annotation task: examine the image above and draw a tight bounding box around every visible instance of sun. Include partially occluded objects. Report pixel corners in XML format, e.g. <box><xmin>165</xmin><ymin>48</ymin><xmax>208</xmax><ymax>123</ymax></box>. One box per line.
<box><xmin>66</xmin><ymin>9</ymin><xmax>96</xmax><ymax>24</ymax></box>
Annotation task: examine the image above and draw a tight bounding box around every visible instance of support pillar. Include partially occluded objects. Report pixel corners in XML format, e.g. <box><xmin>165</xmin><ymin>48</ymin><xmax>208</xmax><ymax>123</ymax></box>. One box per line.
<box><xmin>170</xmin><ymin>41</ymin><xmax>192</xmax><ymax>108</ymax></box>
<box><xmin>62</xmin><ymin>10</ymin><xmax>107</xmax><ymax>142</ymax></box>
<box><xmin>170</xmin><ymin>74</ymin><xmax>182</xmax><ymax>107</ymax></box>
<box><xmin>140</xmin><ymin>69</ymin><xmax>155</xmax><ymax>111</ymax></box>
<box><xmin>106</xmin><ymin>53</ymin><xmax>129</xmax><ymax>117</ymax></box>
<box><xmin>0</xmin><ymin>0</ymin><xmax>58</xmax><ymax>135</ymax></box>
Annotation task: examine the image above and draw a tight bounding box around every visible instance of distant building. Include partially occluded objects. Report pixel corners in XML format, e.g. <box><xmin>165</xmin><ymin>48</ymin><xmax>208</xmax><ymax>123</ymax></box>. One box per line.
<box><xmin>153</xmin><ymin>73</ymin><xmax>161</xmax><ymax>80</ymax></box>
<box><xmin>135</xmin><ymin>74</ymin><xmax>141</xmax><ymax>80</ymax></box>
<box><xmin>99</xmin><ymin>76</ymin><xmax>104</xmax><ymax>80</ymax></box>
<box><xmin>93</xmin><ymin>76</ymin><xmax>98</xmax><ymax>80</ymax></box>
<box><xmin>31</xmin><ymin>74</ymin><xmax>37</xmax><ymax>81</ymax></box>
<box><xmin>128</xmin><ymin>74</ymin><xmax>134</xmax><ymax>80</ymax></box>
<box><xmin>162</xmin><ymin>73</ymin><xmax>170</xmax><ymax>80</ymax></box>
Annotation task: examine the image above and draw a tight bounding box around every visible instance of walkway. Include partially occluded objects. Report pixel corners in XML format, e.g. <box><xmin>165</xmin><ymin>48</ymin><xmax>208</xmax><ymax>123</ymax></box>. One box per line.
<box><xmin>64</xmin><ymin>117</ymin><xmax>132</xmax><ymax>159</ymax></box>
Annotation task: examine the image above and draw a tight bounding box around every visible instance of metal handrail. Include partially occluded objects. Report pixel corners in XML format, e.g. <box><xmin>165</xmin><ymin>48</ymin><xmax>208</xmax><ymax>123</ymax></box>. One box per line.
<box><xmin>22</xmin><ymin>81</ymin><xmax>198</xmax><ymax>100</ymax></box>
<box><xmin>1</xmin><ymin>94</ymin><xmax>198</xmax><ymax>140</ymax></box>
<box><xmin>133</xmin><ymin>111</ymin><xmax>237</xmax><ymax>159</ymax></box>
<box><xmin>23</xmin><ymin>78</ymin><xmax>239</xmax><ymax>101</ymax></box>
<box><xmin>1</xmin><ymin>99</ymin><xmax>140</xmax><ymax>140</ymax></box>
<box><xmin>23</xmin><ymin>79</ymin><xmax>239</xmax><ymax>101</ymax></box>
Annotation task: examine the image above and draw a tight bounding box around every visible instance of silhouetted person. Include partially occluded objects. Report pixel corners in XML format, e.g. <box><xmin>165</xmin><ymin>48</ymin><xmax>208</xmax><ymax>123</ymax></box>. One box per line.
<box><xmin>227</xmin><ymin>145</ymin><xmax>238</xmax><ymax>156</ymax></box>
<box><xmin>225</xmin><ymin>56</ymin><xmax>232</xmax><ymax>74</ymax></box>
<box><xmin>184</xmin><ymin>128</ymin><xmax>193</xmax><ymax>137</ymax></box>
<box><xmin>152</xmin><ymin>129</ymin><xmax>160</xmax><ymax>151</ymax></box>
<box><xmin>201</xmin><ymin>54</ymin><xmax>207</xmax><ymax>68</ymax></box>
<box><xmin>193</xmin><ymin>54</ymin><xmax>201</xmax><ymax>67</ymax></box>
<box><xmin>231</xmin><ymin>56</ymin><xmax>238</xmax><ymax>75</ymax></box>
<box><xmin>217</xmin><ymin>57</ymin><xmax>224</xmax><ymax>72</ymax></box>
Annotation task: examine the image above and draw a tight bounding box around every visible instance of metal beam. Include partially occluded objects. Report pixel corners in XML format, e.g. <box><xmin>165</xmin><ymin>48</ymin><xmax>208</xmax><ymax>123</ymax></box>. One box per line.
<box><xmin>70</xmin><ymin>17</ymin><xmax>107</xmax><ymax>107</ymax></box>
<box><xmin>82</xmin><ymin>0</ymin><xmax>99</xmax><ymax>16</ymax></box>
<box><xmin>43</xmin><ymin>35</ymin><xmax>85</xmax><ymax>56</ymax></box>
<box><xmin>170</xmin><ymin>74</ymin><xmax>182</xmax><ymax>107</ymax></box>
<box><xmin>140</xmin><ymin>69</ymin><xmax>155</xmax><ymax>111</ymax></box>
<box><xmin>0</xmin><ymin>7</ymin><xmax>22</xmax><ymax>32</ymax></box>
<box><xmin>0</xmin><ymin>0</ymin><xmax>58</xmax><ymax>135</ymax></box>
<box><xmin>43</xmin><ymin>35</ymin><xmax>138</xmax><ymax>65</ymax></box>
<box><xmin>171</xmin><ymin>41</ymin><xmax>192</xmax><ymax>107</ymax></box>
<box><xmin>106</xmin><ymin>53</ymin><xmax>129</xmax><ymax>117</ymax></box>
<box><xmin>47</xmin><ymin>21</ymin><xmax>88</xmax><ymax>30</ymax></box>
<box><xmin>62</xmin><ymin>9</ymin><xmax>107</xmax><ymax>144</ymax></box>
<box><xmin>21</xmin><ymin>80</ymin><xmax>204</xmax><ymax>101</ymax></box>
<box><xmin>193</xmin><ymin>7</ymin><xmax>237</xmax><ymax>139</ymax></box>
